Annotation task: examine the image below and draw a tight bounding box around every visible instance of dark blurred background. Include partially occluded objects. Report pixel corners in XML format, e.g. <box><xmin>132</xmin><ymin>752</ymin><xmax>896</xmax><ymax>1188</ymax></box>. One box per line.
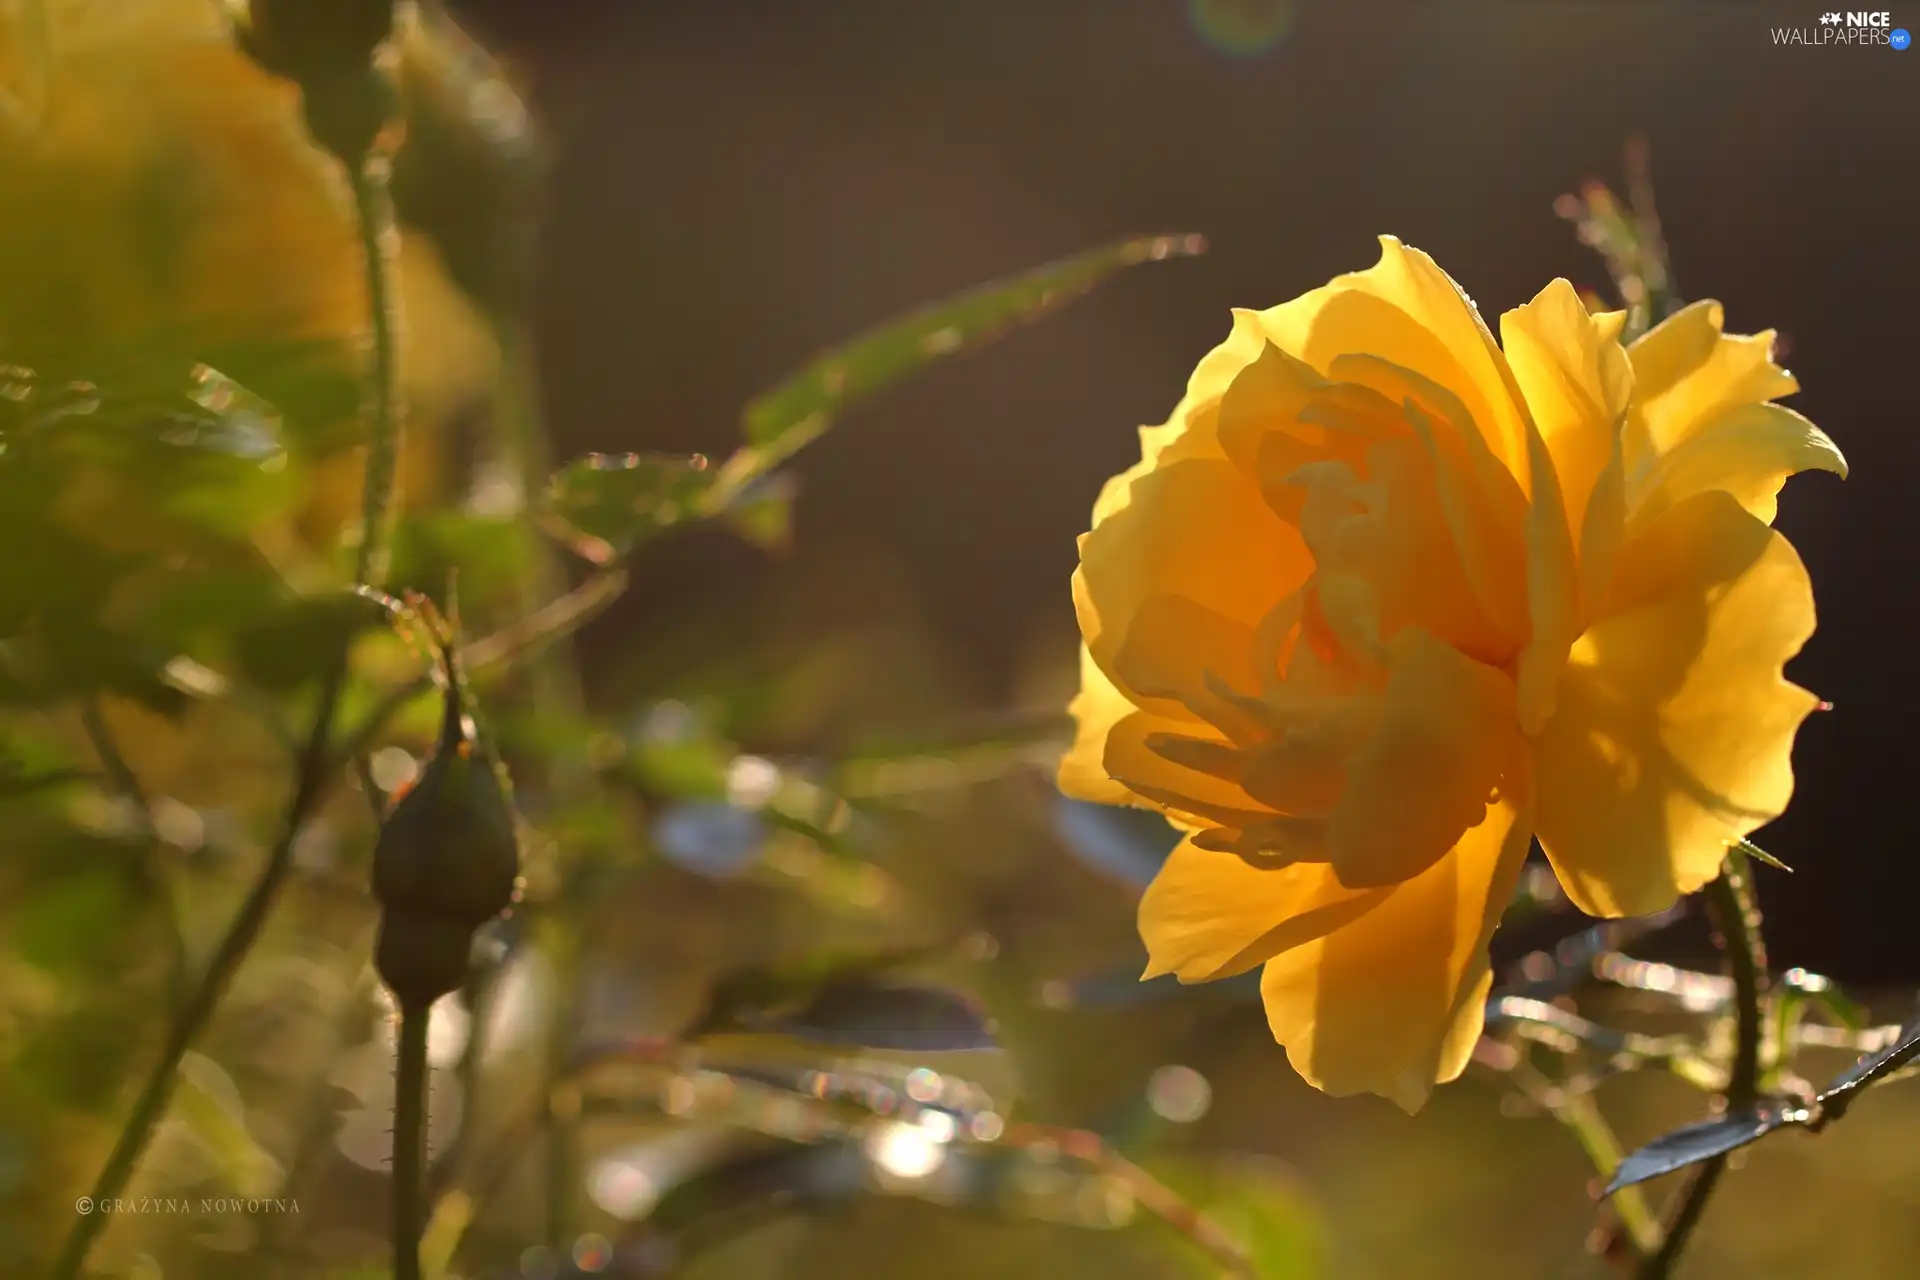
<box><xmin>447</xmin><ymin>0</ymin><xmax>1918</xmax><ymax>985</ymax></box>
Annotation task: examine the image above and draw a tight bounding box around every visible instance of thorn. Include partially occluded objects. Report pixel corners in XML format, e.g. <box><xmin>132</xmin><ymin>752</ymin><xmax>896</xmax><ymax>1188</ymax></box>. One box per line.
<box><xmin>1735</xmin><ymin>837</ymin><xmax>1793</xmax><ymax>873</ymax></box>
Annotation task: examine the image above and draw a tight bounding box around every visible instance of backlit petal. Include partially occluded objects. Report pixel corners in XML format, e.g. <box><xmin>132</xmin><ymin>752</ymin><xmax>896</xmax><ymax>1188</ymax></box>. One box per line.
<box><xmin>1500</xmin><ymin>279</ymin><xmax>1633</xmax><ymax>541</ymax></box>
<box><xmin>1077</xmin><ymin>457</ymin><xmax>1311</xmax><ymax>713</ymax></box>
<box><xmin>1325</xmin><ymin>628</ymin><xmax>1518</xmax><ymax>887</ymax></box>
<box><xmin>1140</xmin><ymin>839</ymin><xmax>1388</xmax><ymax>983</ymax></box>
<box><xmin>1627</xmin><ymin>300</ymin><xmax>1798</xmax><ymax>464</ymax></box>
<box><xmin>1627</xmin><ymin>402</ymin><xmax>1847</xmax><ymax>533</ymax></box>
<box><xmin>1260</xmin><ymin>767</ymin><xmax>1533</xmax><ymax>1112</ymax></box>
<box><xmin>1502</xmin><ymin>280</ymin><xmax>1633</xmax><ymax>734</ymax></box>
<box><xmin>1535</xmin><ymin>490</ymin><xmax>1819</xmax><ymax>917</ymax></box>
<box><xmin>1060</xmin><ymin>646</ymin><xmax>1145</xmax><ymax>806</ymax></box>
<box><xmin>1252</xmin><ymin>237</ymin><xmax>1534</xmax><ymax>485</ymax></box>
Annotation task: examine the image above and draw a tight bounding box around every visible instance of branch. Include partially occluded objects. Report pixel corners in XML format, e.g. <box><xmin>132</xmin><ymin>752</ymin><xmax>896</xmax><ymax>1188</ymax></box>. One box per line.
<box><xmin>1638</xmin><ymin>851</ymin><xmax>1767</xmax><ymax>1278</ymax></box>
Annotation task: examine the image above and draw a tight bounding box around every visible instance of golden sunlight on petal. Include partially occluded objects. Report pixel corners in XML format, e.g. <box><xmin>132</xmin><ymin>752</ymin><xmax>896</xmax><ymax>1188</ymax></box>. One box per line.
<box><xmin>1516</xmin><ymin>418</ymin><xmax>1580</xmax><ymax>735</ymax></box>
<box><xmin>1077</xmin><ymin>457</ymin><xmax>1311</xmax><ymax>711</ymax></box>
<box><xmin>1060</xmin><ymin>647</ymin><xmax>1144</xmax><ymax>806</ymax></box>
<box><xmin>1626</xmin><ymin>402</ymin><xmax>1847</xmax><ymax>533</ymax></box>
<box><xmin>1501</xmin><ymin>281</ymin><xmax>1634</xmax><ymax>733</ymax></box>
<box><xmin>1214</xmin><ymin>342</ymin><xmax>1396</xmax><ymax>523</ymax></box>
<box><xmin>1628</xmin><ymin>300</ymin><xmax>1798</xmax><ymax>462</ymax></box>
<box><xmin>1325</xmin><ymin>628</ymin><xmax>1518</xmax><ymax>887</ymax></box>
<box><xmin>1111</xmin><ymin>594</ymin><xmax>1264</xmax><ymax>724</ymax></box>
<box><xmin>1253</xmin><ymin>237</ymin><xmax>1533</xmax><ymax>486</ymax></box>
<box><xmin>1261</xmin><ymin>774</ymin><xmax>1532</xmax><ymax>1112</ymax></box>
<box><xmin>1140</xmin><ymin>841</ymin><xmax>1388</xmax><ymax>983</ymax></box>
<box><xmin>1339</xmin><ymin>357</ymin><xmax>1531</xmax><ymax>652</ymax></box>
<box><xmin>1535</xmin><ymin>491</ymin><xmax>1819</xmax><ymax>918</ymax></box>
<box><xmin>1105</xmin><ymin>712</ymin><xmax>1272</xmax><ymax>827</ymax></box>
<box><xmin>1499</xmin><ymin>280</ymin><xmax>1633</xmax><ymax>541</ymax></box>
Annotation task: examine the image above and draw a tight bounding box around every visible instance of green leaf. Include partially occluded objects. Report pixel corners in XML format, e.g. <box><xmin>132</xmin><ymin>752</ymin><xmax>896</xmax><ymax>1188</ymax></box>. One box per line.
<box><xmin>722</xmin><ymin>473</ymin><xmax>799</xmax><ymax>553</ymax></box>
<box><xmin>0</xmin><ymin>724</ymin><xmax>92</xmax><ymax>800</ymax></box>
<box><xmin>542</xmin><ymin>451</ymin><xmax>714</xmax><ymax>565</ymax></box>
<box><xmin>1817</xmin><ymin>1018</ymin><xmax>1920</xmax><ymax>1124</ymax></box>
<box><xmin>740</xmin><ymin>232</ymin><xmax>1206</xmax><ymax>453</ymax></box>
<box><xmin>1604</xmin><ymin>1102</ymin><xmax>1808</xmax><ymax>1195</ymax></box>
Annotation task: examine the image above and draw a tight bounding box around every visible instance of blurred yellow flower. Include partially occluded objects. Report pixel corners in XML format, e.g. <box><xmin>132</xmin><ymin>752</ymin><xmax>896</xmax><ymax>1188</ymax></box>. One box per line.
<box><xmin>0</xmin><ymin>0</ymin><xmax>495</xmax><ymax>551</ymax></box>
<box><xmin>1062</xmin><ymin>237</ymin><xmax>1844</xmax><ymax>1110</ymax></box>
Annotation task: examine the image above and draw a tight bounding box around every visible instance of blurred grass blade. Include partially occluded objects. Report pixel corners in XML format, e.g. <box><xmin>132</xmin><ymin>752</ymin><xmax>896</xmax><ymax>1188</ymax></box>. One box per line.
<box><xmin>1816</xmin><ymin>1017</ymin><xmax>1920</xmax><ymax>1124</ymax></box>
<box><xmin>713</xmin><ymin>232</ymin><xmax>1206</xmax><ymax>500</ymax></box>
<box><xmin>175</xmin><ymin>1051</ymin><xmax>284</xmax><ymax>1198</ymax></box>
<box><xmin>1603</xmin><ymin>1102</ymin><xmax>1807</xmax><ymax>1196</ymax></box>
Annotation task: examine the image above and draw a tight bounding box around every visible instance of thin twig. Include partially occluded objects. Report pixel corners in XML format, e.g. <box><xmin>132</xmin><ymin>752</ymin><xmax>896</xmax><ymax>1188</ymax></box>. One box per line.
<box><xmin>79</xmin><ymin>695</ymin><xmax>155</xmax><ymax>838</ymax></box>
<box><xmin>347</xmin><ymin>568</ymin><xmax>628</xmax><ymax>757</ymax></box>
<box><xmin>350</xmin><ymin>157</ymin><xmax>405</xmax><ymax>589</ymax></box>
<box><xmin>1639</xmin><ymin>852</ymin><xmax>1767</xmax><ymax>1278</ymax></box>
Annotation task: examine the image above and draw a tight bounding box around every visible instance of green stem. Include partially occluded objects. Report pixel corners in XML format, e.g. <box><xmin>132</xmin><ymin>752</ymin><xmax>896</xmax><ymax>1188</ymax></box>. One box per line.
<box><xmin>1639</xmin><ymin>852</ymin><xmax>1767</xmax><ymax>1279</ymax></box>
<box><xmin>49</xmin><ymin>150</ymin><xmax>406</xmax><ymax>1280</ymax></box>
<box><xmin>351</xmin><ymin>156</ymin><xmax>405</xmax><ymax>588</ymax></box>
<box><xmin>1559</xmin><ymin>1091</ymin><xmax>1661</xmax><ymax>1257</ymax></box>
<box><xmin>392</xmin><ymin>1002</ymin><xmax>431</xmax><ymax>1280</ymax></box>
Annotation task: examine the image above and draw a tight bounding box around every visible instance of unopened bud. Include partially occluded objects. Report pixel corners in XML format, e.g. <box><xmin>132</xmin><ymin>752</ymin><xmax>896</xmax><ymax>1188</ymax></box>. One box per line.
<box><xmin>371</xmin><ymin>644</ymin><xmax>520</xmax><ymax>1007</ymax></box>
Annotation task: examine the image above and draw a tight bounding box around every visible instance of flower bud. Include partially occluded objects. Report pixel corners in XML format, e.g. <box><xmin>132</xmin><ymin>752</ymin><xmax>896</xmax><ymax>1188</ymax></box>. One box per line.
<box><xmin>370</xmin><ymin>646</ymin><xmax>520</xmax><ymax>1007</ymax></box>
<box><xmin>298</xmin><ymin>63</ymin><xmax>405</xmax><ymax>170</ymax></box>
<box><xmin>237</xmin><ymin>0</ymin><xmax>404</xmax><ymax>166</ymax></box>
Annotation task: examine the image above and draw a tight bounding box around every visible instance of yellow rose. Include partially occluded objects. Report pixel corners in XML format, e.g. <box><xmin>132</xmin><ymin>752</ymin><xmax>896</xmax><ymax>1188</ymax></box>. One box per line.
<box><xmin>1062</xmin><ymin>237</ymin><xmax>1844</xmax><ymax>1111</ymax></box>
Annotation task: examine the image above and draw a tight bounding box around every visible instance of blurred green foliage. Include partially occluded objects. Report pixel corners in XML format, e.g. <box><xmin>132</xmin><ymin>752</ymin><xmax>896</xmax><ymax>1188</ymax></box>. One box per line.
<box><xmin>2</xmin><ymin>6</ymin><xmax>1917</xmax><ymax>1280</ymax></box>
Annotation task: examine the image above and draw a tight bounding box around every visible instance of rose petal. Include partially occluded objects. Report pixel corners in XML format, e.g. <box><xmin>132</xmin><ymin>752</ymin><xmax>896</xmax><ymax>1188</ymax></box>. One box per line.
<box><xmin>1325</xmin><ymin>628</ymin><xmax>1519</xmax><ymax>887</ymax></box>
<box><xmin>1535</xmin><ymin>490</ymin><xmax>1819</xmax><ymax>917</ymax></box>
<box><xmin>1628</xmin><ymin>300</ymin><xmax>1798</xmax><ymax>464</ymax></box>
<box><xmin>1140</xmin><ymin>839</ymin><xmax>1389</xmax><ymax>983</ymax></box>
<box><xmin>1627</xmin><ymin>401</ymin><xmax>1847</xmax><ymax>533</ymax></box>
<box><xmin>1250</xmin><ymin>237</ymin><xmax>1534</xmax><ymax>485</ymax></box>
<box><xmin>1260</xmin><ymin>763</ymin><xmax>1533</xmax><ymax>1112</ymax></box>
<box><xmin>1060</xmin><ymin>646</ymin><xmax>1149</xmax><ymax>806</ymax></box>
<box><xmin>1077</xmin><ymin>457</ymin><xmax>1311</xmax><ymax>714</ymax></box>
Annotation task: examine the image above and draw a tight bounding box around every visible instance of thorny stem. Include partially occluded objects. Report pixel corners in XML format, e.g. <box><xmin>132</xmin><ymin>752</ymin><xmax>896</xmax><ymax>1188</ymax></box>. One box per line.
<box><xmin>50</xmin><ymin>154</ymin><xmax>407</xmax><ymax>1280</ymax></box>
<box><xmin>1639</xmin><ymin>851</ymin><xmax>1768</xmax><ymax>1278</ymax></box>
<box><xmin>392</xmin><ymin>1003</ymin><xmax>431</xmax><ymax>1280</ymax></box>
